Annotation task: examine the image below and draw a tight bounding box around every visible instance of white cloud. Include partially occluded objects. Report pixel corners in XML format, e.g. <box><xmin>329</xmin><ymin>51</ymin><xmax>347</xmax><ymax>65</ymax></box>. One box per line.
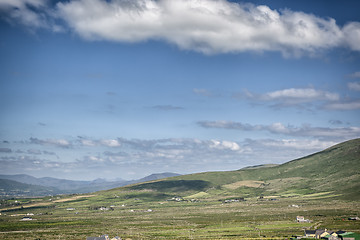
<box><xmin>210</xmin><ymin>140</ymin><xmax>241</xmax><ymax>151</ymax></box>
<box><xmin>343</xmin><ymin>22</ymin><xmax>360</xmax><ymax>51</ymax></box>
<box><xmin>348</xmin><ymin>82</ymin><xmax>360</xmax><ymax>91</ymax></box>
<box><xmin>324</xmin><ymin>100</ymin><xmax>360</xmax><ymax>110</ymax></box>
<box><xmin>238</xmin><ymin>87</ymin><xmax>351</xmax><ymax>110</ymax></box>
<box><xmin>0</xmin><ymin>135</ymin><xmax>351</xmax><ymax>179</ymax></box>
<box><xmin>100</xmin><ymin>139</ymin><xmax>121</xmax><ymax>147</ymax></box>
<box><xmin>1</xmin><ymin>0</ymin><xmax>359</xmax><ymax>55</ymax></box>
<box><xmin>247</xmin><ymin>138</ymin><xmax>336</xmax><ymax>151</ymax></box>
<box><xmin>244</xmin><ymin>88</ymin><xmax>339</xmax><ymax>105</ymax></box>
<box><xmin>0</xmin><ymin>0</ymin><xmax>50</xmax><ymax>28</ymax></box>
<box><xmin>348</xmin><ymin>71</ymin><xmax>360</xmax><ymax>78</ymax></box>
<box><xmin>54</xmin><ymin>0</ymin><xmax>358</xmax><ymax>55</ymax></box>
<box><xmin>29</xmin><ymin>137</ymin><xmax>72</xmax><ymax>148</ymax></box>
<box><xmin>198</xmin><ymin>121</ymin><xmax>360</xmax><ymax>139</ymax></box>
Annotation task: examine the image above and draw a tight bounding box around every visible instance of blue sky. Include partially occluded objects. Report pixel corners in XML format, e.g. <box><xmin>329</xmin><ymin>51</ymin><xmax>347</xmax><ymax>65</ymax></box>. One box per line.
<box><xmin>1</xmin><ymin>0</ymin><xmax>360</xmax><ymax>180</ymax></box>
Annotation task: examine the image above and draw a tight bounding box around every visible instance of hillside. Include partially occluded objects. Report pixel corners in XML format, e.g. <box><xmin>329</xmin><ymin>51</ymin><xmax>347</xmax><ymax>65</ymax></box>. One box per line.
<box><xmin>0</xmin><ymin>172</ymin><xmax>180</xmax><ymax>197</ymax></box>
<box><xmin>110</xmin><ymin>138</ymin><xmax>360</xmax><ymax>200</ymax></box>
<box><xmin>0</xmin><ymin>179</ymin><xmax>60</xmax><ymax>197</ymax></box>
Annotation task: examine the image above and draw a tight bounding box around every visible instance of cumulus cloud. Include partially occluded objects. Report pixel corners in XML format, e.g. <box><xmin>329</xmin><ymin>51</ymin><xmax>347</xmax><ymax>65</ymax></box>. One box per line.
<box><xmin>343</xmin><ymin>22</ymin><xmax>360</xmax><ymax>51</ymax></box>
<box><xmin>2</xmin><ymin>0</ymin><xmax>359</xmax><ymax>56</ymax></box>
<box><xmin>54</xmin><ymin>0</ymin><xmax>360</xmax><ymax>56</ymax></box>
<box><xmin>198</xmin><ymin>120</ymin><xmax>360</xmax><ymax>140</ymax></box>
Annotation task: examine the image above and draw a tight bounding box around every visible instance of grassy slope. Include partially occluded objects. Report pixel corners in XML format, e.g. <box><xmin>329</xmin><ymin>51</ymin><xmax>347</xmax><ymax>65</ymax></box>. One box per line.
<box><xmin>114</xmin><ymin>138</ymin><xmax>360</xmax><ymax>200</ymax></box>
<box><xmin>0</xmin><ymin>179</ymin><xmax>60</xmax><ymax>197</ymax></box>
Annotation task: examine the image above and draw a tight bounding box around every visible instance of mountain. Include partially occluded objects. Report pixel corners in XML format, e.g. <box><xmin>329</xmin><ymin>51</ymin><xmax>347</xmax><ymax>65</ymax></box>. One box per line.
<box><xmin>0</xmin><ymin>172</ymin><xmax>180</xmax><ymax>197</ymax></box>
<box><xmin>108</xmin><ymin>138</ymin><xmax>360</xmax><ymax>200</ymax></box>
<box><xmin>136</xmin><ymin>172</ymin><xmax>181</xmax><ymax>182</ymax></box>
<box><xmin>0</xmin><ymin>179</ymin><xmax>60</xmax><ymax>197</ymax></box>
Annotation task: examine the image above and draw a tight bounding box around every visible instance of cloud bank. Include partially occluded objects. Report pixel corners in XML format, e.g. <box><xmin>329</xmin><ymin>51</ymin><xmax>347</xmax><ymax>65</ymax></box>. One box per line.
<box><xmin>0</xmin><ymin>136</ymin><xmax>341</xmax><ymax>179</ymax></box>
<box><xmin>236</xmin><ymin>87</ymin><xmax>360</xmax><ymax>110</ymax></box>
<box><xmin>1</xmin><ymin>0</ymin><xmax>360</xmax><ymax>56</ymax></box>
<box><xmin>198</xmin><ymin>121</ymin><xmax>360</xmax><ymax>140</ymax></box>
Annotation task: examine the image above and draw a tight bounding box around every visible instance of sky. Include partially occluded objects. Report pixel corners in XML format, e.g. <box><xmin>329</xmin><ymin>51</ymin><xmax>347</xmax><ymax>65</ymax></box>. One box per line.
<box><xmin>0</xmin><ymin>0</ymin><xmax>360</xmax><ymax>181</ymax></box>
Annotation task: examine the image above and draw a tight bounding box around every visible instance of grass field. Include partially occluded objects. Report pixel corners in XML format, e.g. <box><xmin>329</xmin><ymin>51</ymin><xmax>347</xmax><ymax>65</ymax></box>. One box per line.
<box><xmin>0</xmin><ymin>192</ymin><xmax>359</xmax><ymax>239</ymax></box>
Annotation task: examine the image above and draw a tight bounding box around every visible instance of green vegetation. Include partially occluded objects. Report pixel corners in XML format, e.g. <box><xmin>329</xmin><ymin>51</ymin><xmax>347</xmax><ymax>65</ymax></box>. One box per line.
<box><xmin>0</xmin><ymin>139</ymin><xmax>359</xmax><ymax>239</ymax></box>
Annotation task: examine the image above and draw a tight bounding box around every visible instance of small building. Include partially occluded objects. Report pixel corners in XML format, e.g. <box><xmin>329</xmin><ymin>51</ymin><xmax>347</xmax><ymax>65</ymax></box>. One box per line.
<box><xmin>86</xmin><ymin>235</ymin><xmax>121</xmax><ymax>240</ymax></box>
<box><xmin>304</xmin><ymin>230</ymin><xmax>316</xmax><ymax>238</ymax></box>
<box><xmin>297</xmin><ymin>216</ymin><xmax>311</xmax><ymax>223</ymax></box>
<box><xmin>21</xmin><ymin>216</ymin><xmax>33</xmax><ymax>221</ymax></box>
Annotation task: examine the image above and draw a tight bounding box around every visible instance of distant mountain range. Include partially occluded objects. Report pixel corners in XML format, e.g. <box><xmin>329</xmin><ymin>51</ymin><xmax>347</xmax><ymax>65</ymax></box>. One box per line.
<box><xmin>0</xmin><ymin>172</ymin><xmax>180</xmax><ymax>197</ymax></box>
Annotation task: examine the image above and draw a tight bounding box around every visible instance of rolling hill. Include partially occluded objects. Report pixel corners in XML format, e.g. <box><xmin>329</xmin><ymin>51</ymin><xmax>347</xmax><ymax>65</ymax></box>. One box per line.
<box><xmin>0</xmin><ymin>172</ymin><xmax>180</xmax><ymax>197</ymax></box>
<box><xmin>0</xmin><ymin>179</ymin><xmax>59</xmax><ymax>197</ymax></box>
<box><xmin>106</xmin><ymin>138</ymin><xmax>360</xmax><ymax>200</ymax></box>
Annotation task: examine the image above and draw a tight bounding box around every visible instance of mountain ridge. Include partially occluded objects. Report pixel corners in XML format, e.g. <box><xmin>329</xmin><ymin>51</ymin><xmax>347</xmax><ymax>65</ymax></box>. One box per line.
<box><xmin>0</xmin><ymin>172</ymin><xmax>180</xmax><ymax>197</ymax></box>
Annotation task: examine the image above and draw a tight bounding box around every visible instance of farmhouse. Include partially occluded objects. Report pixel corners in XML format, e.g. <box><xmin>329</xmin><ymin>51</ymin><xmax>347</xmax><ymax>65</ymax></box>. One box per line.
<box><xmin>304</xmin><ymin>230</ymin><xmax>316</xmax><ymax>238</ymax></box>
<box><xmin>297</xmin><ymin>216</ymin><xmax>311</xmax><ymax>223</ymax></box>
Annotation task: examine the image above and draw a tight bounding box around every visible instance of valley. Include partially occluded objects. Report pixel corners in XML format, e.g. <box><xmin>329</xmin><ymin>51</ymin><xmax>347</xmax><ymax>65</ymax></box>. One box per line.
<box><xmin>0</xmin><ymin>139</ymin><xmax>359</xmax><ymax>239</ymax></box>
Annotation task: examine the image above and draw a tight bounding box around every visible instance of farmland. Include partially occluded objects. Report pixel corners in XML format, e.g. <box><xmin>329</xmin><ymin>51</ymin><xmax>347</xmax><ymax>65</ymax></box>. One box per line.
<box><xmin>0</xmin><ymin>192</ymin><xmax>359</xmax><ymax>239</ymax></box>
<box><xmin>0</xmin><ymin>139</ymin><xmax>359</xmax><ymax>239</ymax></box>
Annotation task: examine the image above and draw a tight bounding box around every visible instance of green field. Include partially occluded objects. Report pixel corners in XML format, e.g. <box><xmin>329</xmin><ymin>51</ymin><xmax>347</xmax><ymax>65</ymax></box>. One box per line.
<box><xmin>1</xmin><ymin>139</ymin><xmax>359</xmax><ymax>239</ymax></box>
<box><xmin>0</xmin><ymin>193</ymin><xmax>359</xmax><ymax>239</ymax></box>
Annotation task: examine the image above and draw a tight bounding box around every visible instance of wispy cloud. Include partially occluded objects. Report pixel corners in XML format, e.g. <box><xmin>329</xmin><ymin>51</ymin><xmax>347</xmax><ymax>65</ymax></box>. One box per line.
<box><xmin>348</xmin><ymin>82</ymin><xmax>360</xmax><ymax>91</ymax></box>
<box><xmin>0</xmin><ymin>0</ymin><xmax>63</xmax><ymax>31</ymax></box>
<box><xmin>193</xmin><ymin>88</ymin><xmax>215</xmax><ymax>97</ymax></box>
<box><xmin>324</xmin><ymin>99</ymin><xmax>360</xmax><ymax>110</ymax></box>
<box><xmin>29</xmin><ymin>137</ymin><xmax>72</xmax><ymax>148</ymax></box>
<box><xmin>0</xmin><ymin>148</ymin><xmax>12</xmax><ymax>153</ymax></box>
<box><xmin>236</xmin><ymin>87</ymin><xmax>360</xmax><ymax>110</ymax></box>
<box><xmin>198</xmin><ymin>120</ymin><xmax>360</xmax><ymax>140</ymax></box>
<box><xmin>348</xmin><ymin>71</ymin><xmax>360</xmax><ymax>79</ymax></box>
<box><xmin>78</xmin><ymin>137</ymin><xmax>121</xmax><ymax>147</ymax></box>
<box><xmin>152</xmin><ymin>105</ymin><xmax>184</xmax><ymax>111</ymax></box>
<box><xmin>1</xmin><ymin>0</ymin><xmax>359</xmax><ymax>56</ymax></box>
<box><xmin>329</xmin><ymin>120</ymin><xmax>343</xmax><ymax>125</ymax></box>
<box><xmin>239</xmin><ymin>88</ymin><xmax>339</xmax><ymax>107</ymax></box>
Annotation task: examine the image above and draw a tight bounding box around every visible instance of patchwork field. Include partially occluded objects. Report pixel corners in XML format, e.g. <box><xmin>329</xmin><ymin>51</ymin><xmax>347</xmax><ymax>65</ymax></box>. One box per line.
<box><xmin>0</xmin><ymin>192</ymin><xmax>359</xmax><ymax>239</ymax></box>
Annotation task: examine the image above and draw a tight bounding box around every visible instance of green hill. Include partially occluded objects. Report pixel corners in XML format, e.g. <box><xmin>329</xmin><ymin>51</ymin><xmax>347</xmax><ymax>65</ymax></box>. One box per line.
<box><xmin>109</xmin><ymin>138</ymin><xmax>360</xmax><ymax>200</ymax></box>
<box><xmin>0</xmin><ymin>179</ymin><xmax>59</xmax><ymax>197</ymax></box>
